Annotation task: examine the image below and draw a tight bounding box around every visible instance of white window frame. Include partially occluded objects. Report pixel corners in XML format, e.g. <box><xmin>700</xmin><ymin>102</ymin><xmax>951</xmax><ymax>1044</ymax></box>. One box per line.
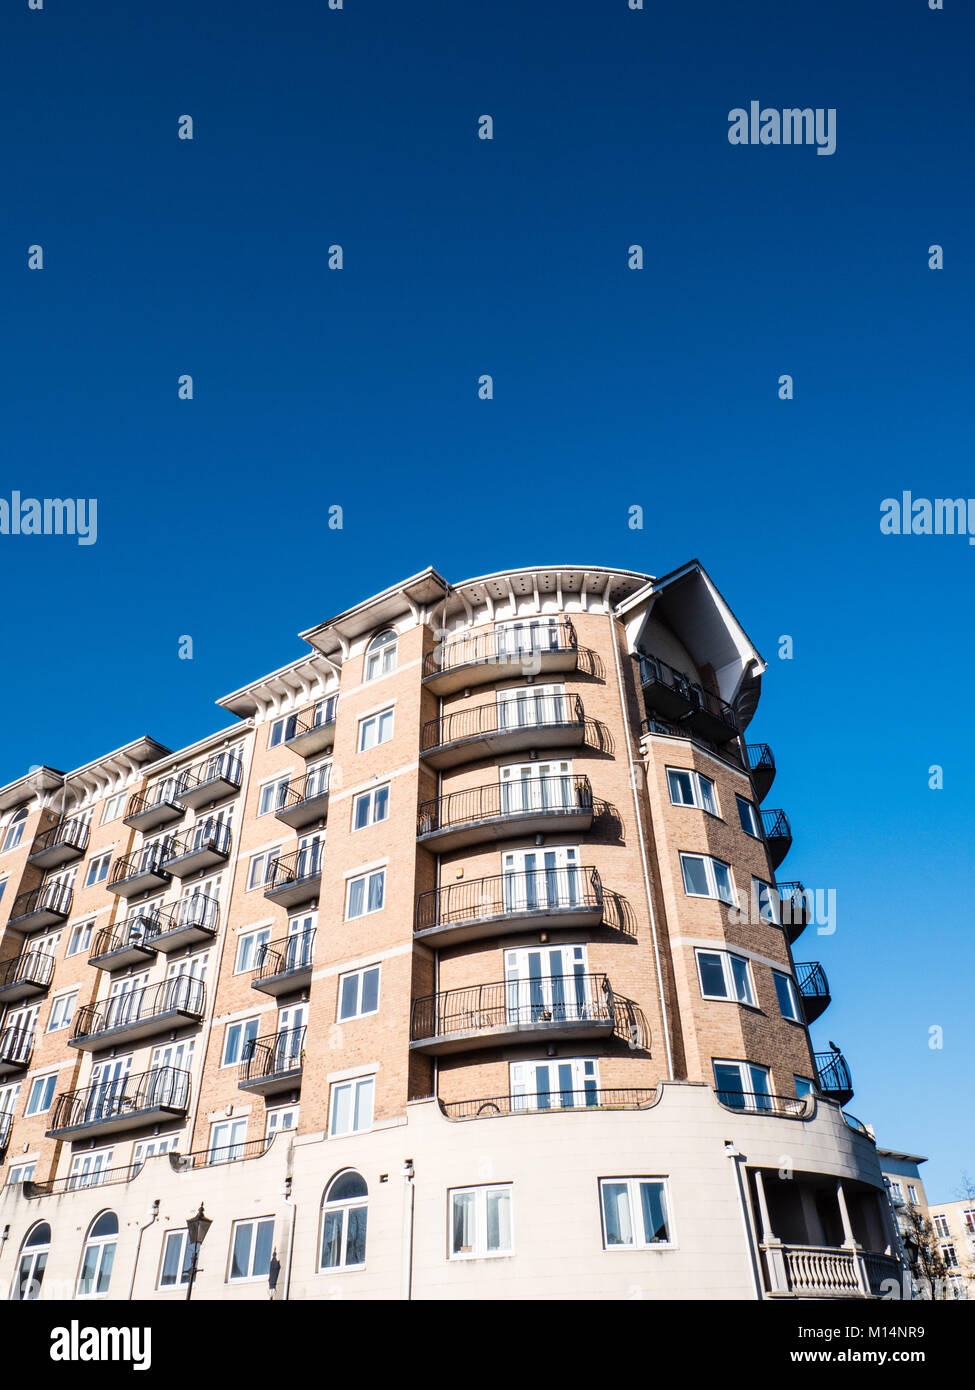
<box><xmin>67</xmin><ymin>919</ymin><xmax>95</xmax><ymax>956</ymax></box>
<box><xmin>7</xmin><ymin>1162</ymin><xmax>36</xmax><ymax>1185</ymax></box>
<box><xmin>329</xmin><ymin>1074</ymin><xmax>375</xmax><ymax>1137</ymax></box>
<box><xmin>364</xmin><ymin>629</ymin><xmax>398</xmax><ymax>682</ymax></box>
<box><xmin>694</xmin><ymin>949</ymin><xmax>755</xmax><ymax>1006</ymax></box>
<box><xmin>235</xmin><ymin>926</ymin><xmax>272</xmax><ymax>974</ymax></box>
<box><xmin>337</xmin><ymin>964</ymin><xmax>381</xmax><ymax>1021</ymax></box>
<box><xmin>247</xmin><ymin>846</ymin><xmax>282</xmax><ymax>891</ymax></box>
<box><xmin>352</xmin><ymin>784</ymin><xmax>390</xmax><ymax>830</ymax></box>
<box><xmin>736</xmin><ymin>794</ymin><xmax>761</xmax><ymax>838</ymax></box>
<box><xmin>258</xmin><ymin>776</ymin><xmax>291</xmax><ymax>816</ymax></box>
<box><xmin>666</xmin><ymin>767</ymin><xmax>717</xmax><ymax>815</ymax></box>
<box><xmin>158</xmin><ymin>1228</ymin><xmax>191</xmax><ymax>1289</ymax></box>
<box><xmin>101</xmin><ymin>792</ymin><xmax>127</xmax><ymax>825</ymax></box>
<box><xmin>752</xmin><ymin>878</ymin><xmax>780</xmax><ymax>925</ymax></box>
<box><xmin>46</xmin><ymin>991</ymin><xmax>78</xmax><ymax>1032</ymax></box>
<box><xmin>772</xmin><ymin>970</ymin><xmax>802</xmax><ymax>1022</ymax></box>
<box><xmin>345</xmin><ymin>868</ymin><xmax>385</xmax><ymax>920</ymax></box>
<box><xmin>679</xmin><ymin>852</ymin><xmax>736</xmax><ymax>905</ymax></box>
<box><xmin>84</xmin><ymin>852</ymin><xmax>113</xmax><ymax>888</ymax></box>
<box><xmin>227</xmin><ymin>1217</ymin><xmax>276</xmax><ymax>1283</ymax></box>
<box><xmin>357</xmin><ymin>707</ymin><xmax>394</xmax><ymax>752</ymax></box>
<box><xmin>449</xmin><ymin>1184</ymin><xmax>514</xmax><ymax>1260</ymax></box>
<box><xmin>599</xmin><ymin>1177</ymin><xmax>674</xmax><ymax>1250</ymax></box>
<box><xmin>265</xmin><ymin>1105</ymin><xmax>299</xmax><ymax>1139</ymax></box>
<box><xmin>76</xmin><ymin>1212</ymin><xmax>119</xmax><ymax>1298</ymax></box>
<box><xmin>24</xmin><ymin>1072</ymin><xmax>58</xmax><ymax>1117</ymax></box>
<box><xmin>222</xmin><ymin>1017</ymin><xmax>260</xmax><ymax>1067</ymax></box>
<box><xmin>713</xmin><ymin>1059</ymin><xmax>772</xmax><ymax>1111</ymax></box>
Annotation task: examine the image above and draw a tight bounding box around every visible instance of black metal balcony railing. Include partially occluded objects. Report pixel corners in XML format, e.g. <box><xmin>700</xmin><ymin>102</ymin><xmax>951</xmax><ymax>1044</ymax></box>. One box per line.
<box><xmin>843</xmin><ymin>1113</ymin><xmax>871</xmax><ymax>1138</ymax></box>
<box><xmin>8</xmin><ymin>882</ymin><xmax>73</xmax><ymax>924</ymax></box>
<box><xmin>0</xmin><ymin>1025</ymin><xmax>35</xmax><ymax>1069</ymax></box>
<box><xmin>49</xmin><ymin>1066</ymin><xmax>191</xmax><ymax>1135</ymax></box>
<box><xmin>777</xmin><ymin>881</ymin><xmax>808</xmax><ymax>923</ymax></box>
<box><xmin>441</xmin><ymin>1087</ymin><xmax>656</xmax><ymax>1120</ymax></box>
<box><xmin>639</xmin><ymin>653</ymin><xmax>738</xmax><ymax>741</ymax></box>
<box><xmin>24</xmin><ymin>1162</ymin><xmax>145</xmax><ymax>1198</ymax></box>
<box><xmin>0</xmin><ymin>1110</ymin><xmax>12</xmax><ymax>1152</ymax></box>
<box><xmin>423</xmin><ymin>618</ymin><xmax>578</xmax><ymax>681</ymax></box>
<box><xmin>264</xmin><ymin>845</ymin><xmax>323</xmax><ymax>894</ymax></box>
<box><xmin>420</xmin><ymin>695</ymin><xmax>585</xmax><ymax>755</ymax></box>
<box><xmin>0</xmin><ymin>949</ymin><xmax>55</xmax><ymax>993</ymax></box>
<box><xmin>71</xmin><ymin>977</ymin><xmax>206</xmax><ymax>1042</ymax></box>
<box><xmin>169</xmin><ymin>1137</ymin><xmax>274</xmax><ymax>1171</ymax></box>
<box><xmin>109</xmin><ymin>842</ymin><xmax>175</xmax><ymax>888</ymax></box>
<box><xmin>279</xmin><ymin>770</ymin><xmax>332</xmax><ymax>812</ymax></box>
<box><xmin>416</xmin><ymin>868</ymin><xmax>603</xmax><ymax>934</ymax></box>
<box><xmin>255</xmin><ymin>929</ymin><xmax>316</xmax><ymax>983</ymax></box>
<box><xmin>761</xmin><ymin>808</ymin><xmax>793</xmax><ymax>868</ymax></box>
<box><xmin>714</xmin><ymin>1090</ymin><xmax>808</xmax><ymax>1117</ymax></box>
<box><xmin>417</xmin><ymin>776</ymin><xmax>594</xmax><ymax>838</ymax></box>
<box><xmin>411</xmin><ymin>973</ymin><xmax>613</xmax><ymax>1043</ymax></box>
<box><xmin>746</xmin><ymin>743</ymin><xmax>775</xmax><ymax>775</ymax></box>
<box><xmin>239</xmin><ymin>1026</ymin><xmax>306</xmax><ymax>1085</ymax></box>
<box><xmin>285</xmin><ymin>697</ymin><xmax>338</xmax><ymax>745</ymax></box>
<box><xmin>795</xmin><ymin>961</ymin><xmax>830</xmax><ymax>1018</ymax></box>
<box><xmin>28</xmin><ymin>818</ymin><xmax>89</xmax><ymax>861</ymax></box>
<box><xmin>123</xmin><ymin>785</ymin><xmax>186</xmax><ymax>824</ymax></box>
<box><xmin>178</xmin><ymin>751</ymin><xmax>243</xmax><ymax>800</ymax></box>
<box><xmin>162</xmin><ymin>820</ymin><xmax>232</xmax><ymax>865</ymax></box>
<box><xmin>815</xmin><ymin>1050</ymin><xmax>854</xmax><ymax>1102</ymax></box>
<box><xmin>90</xmin><ymin>893</ymin><xmax>219</xmax><ymax>961</ymax></box>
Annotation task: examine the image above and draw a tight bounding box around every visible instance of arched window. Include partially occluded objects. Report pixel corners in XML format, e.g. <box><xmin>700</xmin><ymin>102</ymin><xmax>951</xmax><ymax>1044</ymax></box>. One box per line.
<box><xmin>364</xmin><ymin>629</ymin><xmax>397</xmax><ymax>681</ymax></box>
<box><xmin>12</xmin><ymin>1222</ymin><xmax>50</xmax><ymax>1301</ymax></box>
<box><xmin>319</xmin><ymin>1171</ymin><xmax>367</xmax><ymax>1271</ymax></box>
<box><xmin>77</xmin><ymin>1210</ymin><xmax>118</xmax><ymax>1297</ymax></box>
<box><xmin>2</xmin><ymin>808</ymin><xmax>28</xmax><ymax>853</ymax></box>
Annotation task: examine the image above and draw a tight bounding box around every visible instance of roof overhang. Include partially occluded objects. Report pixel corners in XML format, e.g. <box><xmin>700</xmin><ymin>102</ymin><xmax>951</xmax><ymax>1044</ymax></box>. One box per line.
<box><xmin>62</xmin><ymin>737</ymin><xmax>173</xmax><ymax>805</ymax></box>
<box><xmin>444</xmin><ymin>565</ymin><xmax>652</xmax><ymax>622</ymax></box>
<box><xmin>299</xmin><ymin>567</ymin><xmax>449</xmax><ymax>660</ymax></box>
<box><xmin>218</xmin><ymin>652</ymin><xmax>339</xmax><ymax>721</ymax></box>
<box><xmin>0</xmin><ymin>765</ymin><xmax>65</xmax><ymax>812</ymax></box>
<box><xmin>876</xmin><ymin>1148</ymin><xmax>929</xmax><ymax>1165</ymax></box>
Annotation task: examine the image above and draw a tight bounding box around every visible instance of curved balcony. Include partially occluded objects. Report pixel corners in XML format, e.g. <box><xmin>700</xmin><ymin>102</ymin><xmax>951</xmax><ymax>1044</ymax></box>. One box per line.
<box><xmin>0</xmin><ymin>948</ymin><xmax>55</xmax><ymax>1004</ymax></box>
<box><xmin>420</xmin><ymin>695</ymin><xmax>587</xmax><ymax>770</ymax></box>
<box><xmin>108</xmin><ymin>845</ymin><xmax>172</xmax><ymax>898</ymax></box>
<box><xmin>815</xmin><ymin>1049</ymin><xmax>854</xmax><ymax>1106</ymax></box>
<box><xmin>7</xmin><ymin>882</ymin><xmax>72</xmax><ymax>932</ymax></box>
<box><xmin>252</xmin><ymin>928</ymin><xmax>316</xmax><ymax>996</ymax></box>
<box><xmin>27</xmin><ymin>819</ymin><xmax>89</xmax><ymax>869</ymax></box>
<box><xmin>761</xmin><ymin>808</ymin><xmax>792</xmax><ymax>868</ymax></box>
<box><xmin>123</xmin><ymin>786</ymin><xmax>186</xmax><ymax>833</ymax></box>
<box><xmin>69</xmin><ymin>977</ymin><xmax>205</xmax><ymax>1051</ymax></box>
<box><xmin>0</xmin><ymin>1025</ymin><xmax>34</xmax><ymax>1076</ymax></box>
<box><xmin>47</xmin><ymin>1066</ymin><xmax>191</xmax><ymax>1140</ymax></box>
<box><xmin>160</xmin><ymin>821</ymin><xmax>231</xmax><ymax>877</ymax></box>
<box><xmin>423</xmin><ymin>619</ymin><xmax>579</xmax><ymax>696</ymax></box>
<box><xmin>777</xmin><ymin>881</ymin><xmax>809</xmax><ymax>943</ymax></box>
<box><xmin>264</xmin><ymin>845</ymin><xmax>323</xmax><ymax>908</ymax></box>
<box><xmin>746</xmin><ymin>743</ymin><xmax>776</xmax><ymax>801</ymax></box>
<box><xmin>238</xmin><ymin>1025</ymin><xmax>305</xmax><ymax>1096</ymax></box>
<box><xmin>178</xmin><ymin>751</ymin><xmax>242</xmax><ymax>810</ymax></box>
<box><xmin>714</xmin><ymin>1090</ymin><xmax>808</xmax><ymax>1117</ymax></box>
<box><xmin>639</xmin><ymin>653</ymin><xmax>738</xmax><ymax>744</ymax></box>
<box><xmin>284</xmin><ymin>697</ymin><xmax>338</xmax><ymax>759</ymax></box>
<box><xmin>89</xmin><ymin>894</ymin><xmax>219</xmax><ymax>971</ymax></box>
<box><xmin>410</xmin><ymin>973</ymin><xmax>615</xmax><ymax>1056</ymax></box>
<box><xmin>274</xmin><ymin>770</ymin><xmax>331</xmax><ymax>830</ymax></box>
<box><xmin>152</xmin><ymin>892</ymin><xmax>220</xmax><ymax>952</ymax></box>
<box><xmin>795</xmin><ymin>961</ymin><xmax>831</xmax><ymax>1022</ymax></box>
<box><xmin>415</xmin><ymin>867</ymin><xmax>603</xmax><ymax>947</ymax></box>
<box><xmin>417</xmin><ymin>775</ymin><xmax>595</xmax><ymax>852</ymax></box>
<box><xmin>442</xmin><ymin>1087</ymin><xmax>657</xmax><ymax>1119</ymax></box>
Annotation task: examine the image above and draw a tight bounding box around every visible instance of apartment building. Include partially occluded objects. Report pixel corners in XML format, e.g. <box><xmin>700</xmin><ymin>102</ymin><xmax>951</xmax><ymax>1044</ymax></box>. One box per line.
<box><xmin>927</xmin><ymin>1199</ymin><xmax>975</xmax><ymax>1299</ymax></box>
<box><xmin>0</xmin><ymin>562</ymin><xmax>907</xmax><ymax>1300</ymax></box>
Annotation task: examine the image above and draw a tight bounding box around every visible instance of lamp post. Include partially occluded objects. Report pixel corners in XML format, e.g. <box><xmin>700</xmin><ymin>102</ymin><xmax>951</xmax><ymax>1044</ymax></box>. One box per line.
<box><xmin>185</xmin><ymin>1203</ymin><xmax>212</xmax><ymax>1302</ymax></box>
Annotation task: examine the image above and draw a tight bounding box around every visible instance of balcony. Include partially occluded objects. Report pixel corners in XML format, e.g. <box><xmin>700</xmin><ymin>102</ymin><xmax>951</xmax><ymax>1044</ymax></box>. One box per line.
<box><xmin>47</xmin><ymin>1066</ymin><xmax>191</xmax><ymax>1140</ymax></box>
<box><xmin>108</xmin><ymin>845</ymin><xmax>172</xmax><ymax>898</ymax></box>
<box><xmin>422</xmin><ymin>619</ymin><xmax>579</xmax><ymax>696</ymax></box>
<box><xmin>251</xmin><ymin>928</ymin><xmax>315</xmax><ymax>996</ymax></box>
<box><xmin>761</xmin><ymin>808</ymin><xmax>792</xmax><ymax>868</ymax></box>
<box><xmin>160</xmin><ymin>821</ymin><xmax>231</xmax><ymax>877</ymax></box>
<box><xmin>420</xmin><ymin>694</ymin><xmax>587</xmax><ymax>770</ymax></box>
<box><xmin>151</xmin><ymin>892</ymin><xmax>220</xmax><ymax>952</ymax></box>
<box><xmin>777</xmin><ymin>881</ymin><xmax>809</xmax><ymax>943</ymax></box>
<box><xmin>123</xmin><ymin>787</ymin><xmax>185</xmax><ymax>833</ymax></box>
<box><xmin>274</xmin><ymin>770</ymin><xmax>331</xmax><ymax>830</ymax></box>
<box><xmin>410</xmin><ymin>973</ymin><xmax>615</xmax><ymax>1056</ymax></box>
<box><xmin>0</xmin><ymin>948</ymin><xmax>55</xmax><ymax>1003</ymax></box>
<box><xmin>815</xmin><ymin>1049</ymin><xmax>854</xmax><ymax>1106</ymax></box>
<box><xmin>745</xmin><ymin>743</ymin><xmax>776</xmax><ymax>801</ymax></box>
<box><xmin>7</xmin><ymin>882</ymin><xmax>72</xmax><ymax>932</ymax></box>
<box><xmin>764</xmin><ymin>1245</ymin><xmax>902</xmax><ymax>1299</ymax></box>
<box><xmin>177</xmin><ymin>751</ymin><xmax>243</xmax><ymax>810</ymax></box>
<box><xmin>89</xmin><ymin>913</ymin><xmax>160</xmax><ymax>972</ymax></box>
<box><xmin>69</xmin><ymin>977</ymin><xmax>206</xmax><ymax>1051</ymax></box>
<box><xmin>284</xmin><ymin>698</ymin><xmax>338</xmax><ymax>759</ymax></box>
<box><xmin>88</xmin><ymin>895</ymin><xmax>219</xmax><ymax>971</ymax></box>
<box><xmin>417</xmin><ymin>775</ymin><xmax>595</xmax><ymax>852</ymax></box>
<box><xmin>441</xmin><ymin>1087</ymin><xmax>656</xmax><ymax>1119</ymax></box>
<box><xmin>238</xmin><ymin>1025</ymin><xmax>305</xmax><ymax>1096</ymax></box>
<box><xmin>415</xmin><ymin>867</ymin><xmax>604</xmax><ymax>947</ymax></box>
<box><xmin>639</xmin><ymin>653</ymin><xmax>738</xmax><ymax>744</ymax></box>
<box><xmin>27</xmin><ymin>819</ymin><xmax>89</xmax><ymax>869</ymax></box>
<box><xmin>0</xmin><ymin>1025</ymin><xmax>34</xmax><ymax>1076</ymax></box>
<box><xmin>0</xmin><ymin>1110</ymin><xmax>11</xmax><ymax>1154</ymax></box>
<box><xmin>714</xmin><ymin>1090</ymin><xmax>808</xmax><ymax>1117</ymax></box>
<box><xmin>263</xmin><ymin>845</ymin><xmax>323</xmax><ymax>909</ymax></box>
<box><xmin>795</xmin><ymin>961</ymin><xmax>831</xmax><ymax>1023</ymax></box>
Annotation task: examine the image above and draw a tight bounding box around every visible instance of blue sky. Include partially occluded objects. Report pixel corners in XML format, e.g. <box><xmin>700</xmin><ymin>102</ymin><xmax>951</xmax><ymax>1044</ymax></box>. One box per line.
<box><xmin>1</xmin><ymin>0</ymin><xmax>972</xmax><ymax>1197</ymax></box>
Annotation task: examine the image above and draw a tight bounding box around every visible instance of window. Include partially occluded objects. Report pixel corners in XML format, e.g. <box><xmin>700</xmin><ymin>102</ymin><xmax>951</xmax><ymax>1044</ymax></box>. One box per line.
<box><xmin>680</xmin><ymin>853</ymin><xmax>735</xmax><ymax>904</ymax></box>
<box><xmin>133</xmin><ymin>1135</ymin><xmax>181</xmax><ymax>1165</ymax></box>
<box><xmin>235</xmin><ymin>927</ymin><xmax>272</xmax><ymax>974</ymax></box>
<box><xmin>794</xmin><ymin>1076</ymin><xmax>815</xmax><ymax>1099</ymax></box>
<box><xmin>713</xmin><ymin>1060</ymin><xmax>772</xmax><ymax>1111</ymax></box>
<box><xmin>364</xmin><ymin>629</ymin><xmax>397</xmax><ymax>681</ymax></box>
<box><xmin>338</xmin><ymin>965</ymin><xmax>380</xmax><ymax>1021</ymax></box>
<box><xmin>67</xmin><ymin>919</ymin><xmax>95</xmax><ymax>956</ymax></box>
<box><xmin>268</xmin><ymin>714</ymin><xmax>298</xmax><ymax>749</ymax></box>
<box><xmin>600</xmin><ymin>1178</ymin><xmax>673</xmax><ymax>1249</ymax></box>
<box><xmin>2</xmin><ymin>808</ymin><xmax>28</xmax><ymax>853</ymax></box>
<box><xmin>158</xmin><ymin>1229</ymin><xmax>191</xmax><ymax>1288</ymax></box>
<box><xmin>358</xmin><ymin>708</ymin><xmax>394</xmax><ymax>751</ymax></box>
<box><xmin>7</xmin><ymin>1163</ymin><xmax>36</xmax><ymax>1185</ymax></box>
<box><xmin>353</xmin><ymin>785</ymin><xmax>390</xmax><ymax>830</ymax></box>
<box><xmin>258</xmin><ymin>777</ymin><xmax>290</xmax><ymax>816</ymax></box>
<box><xmin>76</xmin><ymin>1211</ymin><xmax>118</xmax><ymax>1297</ymax></box>
<box><xmin>12</xmin><ymin>1222</ymin><xmax>50</xmax><ymax>1300</ymax></box>
<box><xmin>47</xmin><ymin>991</ymin><xmax>77</xmax><ymax>1032</ymax></box>
<box><xmin>0</xmin><ymin>877</ymin><xmax>6</xmax><ymax>904</ymax></box>
<box><xmin>695</xmin><ymin>950</ymin><xmax>755</xmax><ymax>1006</ymax></box>
<box><xmin>84</xmin><ymin>852</ymin><xmax>113</xmax><ymax>887</ymax></box>
<box><xmin>942</xmin><ymin>1243</ymin><xmax>958</xmax><ymax>1268</ymax></box>
<box><xmin>222</xmin><ymin>1018</ymin><xmax>260</xmax><ymax>1066</ymax></box>
<box><xmin>0</xmin><ymin>1081</ymin><xmax>22</xmax><ymax>1117</ymax></box>
<box><xmin>24</xmin><ymin>1073</ymin><xmax>58</xmax><ymax>1117</ymax></box>
<box><xmin>510</xmin><ymin>1058</ymin><xmax>598</xmax><ymax>1110</ymax></box>
<box><xmin>908</xmin><ymin>1186</ymin><xmax>919</xmax><ymax>1204</ymax></box>
<box><xmin>329</xmin><ymin>1075</ymin><xmax>374</xmax><ymax>1136</ymax></box>
<box><xmin>101</xmin><ymin>792</ymin><xmax>127</xmax><ymax>824</ymax></box>
<box><xmin>314</xmin><ymin>1171</ymin><xmax>369</xmax><ymax>1272</ymax></box>
<box><xmin>450</xmin><ymin>1185</ymin><xmax>513</xmax><ymax>1259</ymax></box>
<box><xmin>266</xmin><ymin>1105</ymin><xmax>299</xmax><ymax>1139</ymax></box>
<box><xmin>209</xmin><ymin>1118</ymin><xmax>247</xmax><ymax>1162</ymax></box>
<box><xmin>736</xmin><ymin>795</ymin><xmax>761</xmax><ymax>837</ymax></box>
<box><xmin>753</xmin><ymin>878</ymin><xmax>779</xmax><ymax>925</ymax></box>
<box><xmin>247</xmin><ymin>847</ymin><xmax>281</xmax><ymax>890</ymax></box>
<box><xmin>933</xmin><ymin>1214</ymin><xmax>950</xmax><ymax>1239</ymax></box>
<box><xmin>345</xmin><ymin>868</ymin><xmax>385</xmax><ymax>919</ymax></box>
<box><xmin>889</xmin><ymin>1181</ymin><xmax>904</xmax><ymax>1201</ymax></box>
<box><xmin>964</xmin><ymin>1210</ymin><xmax>975</xmax><ymax>1233</ymax></box>
<box><xmin>773</xmin><ymin>970</ymin><xmax>802</xmax><ymax>1022</ymax></box>
<box><xmin>666</xmin><ymin>768</ymin><xmax>717</xmax><ymax>815</ymax></box>
<box><xmin>228</xmin><ymin>1218</ymin><xmax>275</xmax><ymax>1282</ymax></box>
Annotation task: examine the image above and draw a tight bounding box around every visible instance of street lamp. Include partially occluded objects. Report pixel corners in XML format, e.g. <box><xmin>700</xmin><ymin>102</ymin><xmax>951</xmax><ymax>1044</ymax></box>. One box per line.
<box><xmin>185</xmin><ymin>1204</ymin><xmax>212</xmax><ymax>1302</ymax></box>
